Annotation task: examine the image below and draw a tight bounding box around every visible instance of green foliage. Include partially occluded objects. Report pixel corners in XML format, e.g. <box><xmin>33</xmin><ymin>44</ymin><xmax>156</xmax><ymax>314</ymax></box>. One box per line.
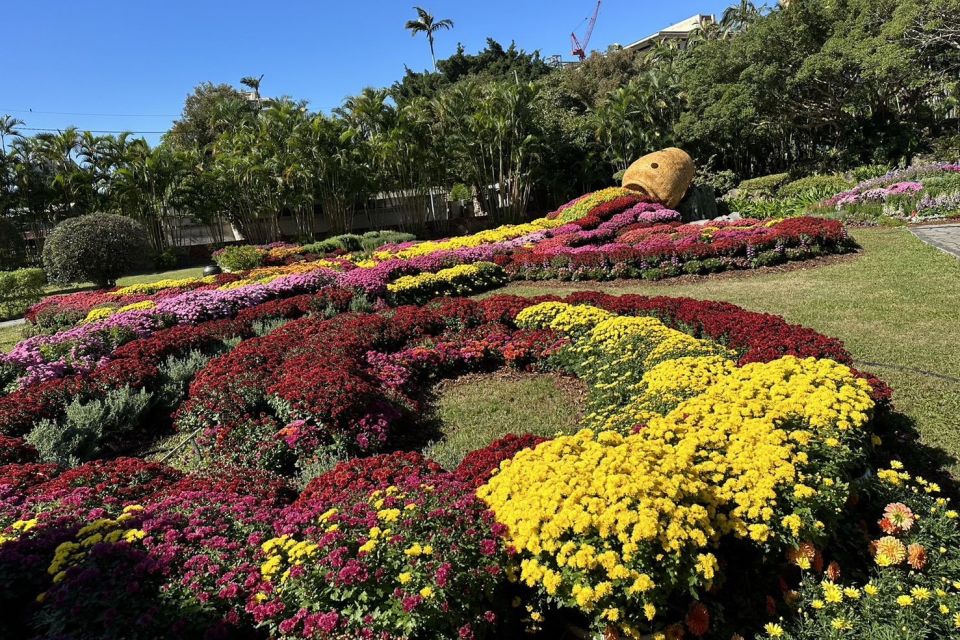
<box><xmin>301</xmin><ymin>234</ymin><xmax>363</xmax><ymax>254</ymax></box>
<box><xmin>722</xmin><ymin>194</ymin><xmax>819</xmax><ymax>219</ymax></box>
<box><xmin>348</xmin><ymin>294</ymin><xmax>375</xmax><ymax>314</ymax></box>
<box><xmin>0</xmin><ymin>217</ymin><xmax>27</xmax><ymax>270</ymax></box>
<box><xmin>359</xmin><ymin>231</ymin><xmax>415</xmax><ymax>251</ymax></box>
<box><xmin>392</xmin><ymin>38</ymin><xmax>553</xmax><ymax>102</ymax></box>
<box><xmin>165</xmin><ymin>82</ymin><xmax>246</xmax><ymax>149</ymax></box>
<box><xmin>154</xmin><ymin>248</ymin><xmax>180</xmax><ymax>271</ymax></box>
<box><xmin>26</xmin><ymin>386</ymin><xmax>152</xmax><ymax>466</ymax></box>
<box><xmin>42</xmin><ymin>214</ymin><xmax>152</xmax><ymax>287</ymax></box>
<box><xmin>153</xmin><ymin>350</ymin><xmax>216</xmax><ymax>411</ymax></box>
<box><xmin>852</xmin><ymin>164</ymin><xmax>894</xmax><ymax>182</ymax></box>
<box><xmin>694</xmin><ymin>167</ymin><xmax>739</xmax><ymax>196</ymax></box>
<box><xmin>737</xmin><ymin>173</ymin><xmax>791</xmax><ymax>198</ymax></box>
<box><xmin>679</xmin><ymin>0</ymin><xmax>943</xmax><ymax>176</ymax></box>
<box><xmin>251</xmin><ymin>318</ymin><xmax>291</xmax><ymax>337</ymax></box>
<box><xmin>213</xmin><ymin>245</ymin><xmax>265</xmax><ymax>271</ymax></box>
<box><xmin>0</xmin><ymin>268</ymin><xmax>46</xmax><ymax>320</ymax></box>
<box><xmin>449</xmin><ymin>183</ymin><xmax>471</xmax><ymax>201</ymax></box>
<box><xmin>920</xmin><ymin>172</ymin><xmax>960</xmax><ymax>196</ymax></box>
<box><xmin>780</xmin><ymin>174</ymin><xmax>855</xmax><ymax>198</ymax></box>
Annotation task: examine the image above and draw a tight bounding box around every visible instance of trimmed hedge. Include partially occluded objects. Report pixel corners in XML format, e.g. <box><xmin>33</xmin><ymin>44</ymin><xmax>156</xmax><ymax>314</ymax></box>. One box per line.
<box><xmin>779</xmin><ymin>174</ymin><xmax>854</xmax><ymax>198</ymax></box>
<box><xmin>737</xmin><ymin>173</ymin><xmax>791</xmax><ymax>198</ymax></box>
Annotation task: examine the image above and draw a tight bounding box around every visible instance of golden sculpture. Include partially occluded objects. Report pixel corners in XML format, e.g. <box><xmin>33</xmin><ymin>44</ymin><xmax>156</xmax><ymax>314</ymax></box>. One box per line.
<box><xmin>622</xmin><ymin>148</ymin><xmax>695</xmax><ymax>209</ymax></box>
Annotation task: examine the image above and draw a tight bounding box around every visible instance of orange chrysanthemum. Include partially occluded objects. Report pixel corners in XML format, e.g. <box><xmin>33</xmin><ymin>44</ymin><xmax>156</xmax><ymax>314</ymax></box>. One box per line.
<box><xmin>813</xmin><ymin>549</ymin><xmax>824</xmax><ymax>574</ymax></box>
<box><xmin>665</xmin><ymin>624</ymin><xmax>686</xmax><ymax>640</ymax></box>
<box><xmin>875</xmin><ymin>536</ymin><xmax>908</xmax><ymax>567</ymax></box>
<box><xmin>879</xmin><ymin>517</ymin><xmax>900</xmax><ymax>534</ymax></box>
<box><xmin>686</xmin><ymin>602</ymin><xmax>710</xmax><ymax>637</ymax></box>
<box><xmin>826</xmin><ymin>561</ymin><xmax>841</xmax><ymax>582</ymax></box>
<box><xmin>908</xmin><ymin>543</ymin><xmax>928</xmax><ymax>570</ymax></box>
<box><xmin>787</xmin><ymin>542</ymin><xmax>818</xmax><ymax>568</ymax></box>
<box><xmin>884</xmin><ymin>503</ymin><xmax>916</xmax><ymax>531</ymax></box>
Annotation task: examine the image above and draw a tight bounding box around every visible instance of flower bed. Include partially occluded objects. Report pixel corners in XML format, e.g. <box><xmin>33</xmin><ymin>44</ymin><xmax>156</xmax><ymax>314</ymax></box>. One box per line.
<box><xmin>817</xmin><ymin>163</ymin><xmax>960</xmax><ymax>222</ymax></box>
<box><xmin>498</xmin><ymin>217</ymin><xmax>849</xmax><ymax>281</ymax></box>
<box><xmin>11</xmin><ymin>184</ymin><xmax>853</xmax><ymax>389</ymax></box>
<box><xmin>3</xmin><ymin>289</ymin><xmax>955</xmax><ymax>639</ymax></box>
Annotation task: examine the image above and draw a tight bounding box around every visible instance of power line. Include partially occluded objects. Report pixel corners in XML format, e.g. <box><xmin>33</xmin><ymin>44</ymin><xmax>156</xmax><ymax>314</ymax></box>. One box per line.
<box><xmin>1</xmin><ymin>107</ymin><xmax>178</xmax><ymax>117</ymax></box>
<box><xmin>18</xmin><ymin>127</ymin><xmax>167</xmax><ymax>134</ymax></box>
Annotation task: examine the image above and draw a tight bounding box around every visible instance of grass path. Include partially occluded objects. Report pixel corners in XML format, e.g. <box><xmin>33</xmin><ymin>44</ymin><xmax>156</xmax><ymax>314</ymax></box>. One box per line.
<box><xmin>488</xmin><ymin>228</ymin><xmax>960</xmax><ymax>471</ymax></box>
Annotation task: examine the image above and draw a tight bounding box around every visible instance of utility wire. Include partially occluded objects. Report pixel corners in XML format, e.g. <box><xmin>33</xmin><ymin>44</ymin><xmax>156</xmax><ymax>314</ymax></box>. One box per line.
<box><xmin>17</xmin><ymin>127</ymin><xmax>167</xmax><ymax>134</ymax></box>
<box><xmin>0</xmin><ymin>107</ymin><xmax>178</xmax><ymax>117</ymax></box>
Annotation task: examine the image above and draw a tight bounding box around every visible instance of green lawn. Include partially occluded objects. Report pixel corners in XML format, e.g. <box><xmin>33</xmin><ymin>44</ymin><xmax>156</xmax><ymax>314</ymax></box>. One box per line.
<box><xmin>114</xmin><ymin>266</ymin><xmax>206</xmax><ymax>287</ymax></box>
<box><xmin>424</xmin><ymin>373</ymin><xmax>582</xmax><ymax>470</ymax></box>
<box><xmin>0</xmin><ymin>324</ymin><xmax>21</xmax><ymax>352</ymax></box>
<box><xmin>487</xmin><ymin>227</ymin><xmax>960</xmax><ymax>472</ymax></box>
<box><xmin>41</xmin><ymin>266</ymin><xmax>208</xmax><ymax>297</ymax></box>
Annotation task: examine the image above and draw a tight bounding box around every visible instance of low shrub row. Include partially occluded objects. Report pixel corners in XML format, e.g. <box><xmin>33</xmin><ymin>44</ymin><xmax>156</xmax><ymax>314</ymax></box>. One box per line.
<box><xmin>213</xmin><ymin>231</ymin><xmax>418</xmax><ymax>271</ymax></box>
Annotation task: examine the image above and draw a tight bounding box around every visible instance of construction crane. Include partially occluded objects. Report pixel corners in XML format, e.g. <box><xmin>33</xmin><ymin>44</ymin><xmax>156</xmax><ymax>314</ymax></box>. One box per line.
<box><xmin>570</xmin><ymin>1</ymin><xmax>601</xmax><ymax>61</ymax></box>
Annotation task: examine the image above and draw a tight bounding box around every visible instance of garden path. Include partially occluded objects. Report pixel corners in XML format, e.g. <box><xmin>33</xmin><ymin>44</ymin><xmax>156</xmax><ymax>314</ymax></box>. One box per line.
<box><xmin>912</xmin><ymin>223</ymin><xmax>960</xmax><ymax>259</ymax></box>
<box><xmin>0</xmin><ymin>318</ymin><xmax>24</xmax><ymax>328</ymax></box>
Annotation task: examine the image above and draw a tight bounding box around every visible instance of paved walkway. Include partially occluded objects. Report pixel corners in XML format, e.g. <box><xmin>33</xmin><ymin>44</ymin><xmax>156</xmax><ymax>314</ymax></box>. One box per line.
<box><xmin>912</xmin><ymin>224</ymin><xmax>960</xmax><ymax>259</ymax></box>
<box><xmin>0</xmin><ymin>318</ymin><xmax>25</xmax><ymax>328</ymax></box>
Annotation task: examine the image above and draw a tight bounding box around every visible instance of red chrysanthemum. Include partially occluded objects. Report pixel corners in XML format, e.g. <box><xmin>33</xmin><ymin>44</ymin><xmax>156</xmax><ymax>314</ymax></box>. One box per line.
<box><xmin>686</xmin><ymin>602</ymin><xmax>710</xmax><ymax>636</ymax></box>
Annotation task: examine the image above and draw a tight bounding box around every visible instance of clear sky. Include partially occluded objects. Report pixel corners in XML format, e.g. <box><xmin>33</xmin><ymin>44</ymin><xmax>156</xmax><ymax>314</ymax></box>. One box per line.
<box><xmin>7</xmin><ymin>0</ymin><xmax>732</xmax><ymax>145</ymax></box>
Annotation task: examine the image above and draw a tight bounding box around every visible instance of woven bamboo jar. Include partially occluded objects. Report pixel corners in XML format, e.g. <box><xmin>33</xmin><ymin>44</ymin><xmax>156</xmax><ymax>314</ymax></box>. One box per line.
<box><xmin>621</xmin><ymin>148</ymin><xmax>695</xmax><ymax>209</ymax></box>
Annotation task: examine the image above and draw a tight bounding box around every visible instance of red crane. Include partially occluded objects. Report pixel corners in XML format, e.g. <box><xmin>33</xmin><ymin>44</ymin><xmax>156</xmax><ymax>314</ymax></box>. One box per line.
<box><xmin>570</xmin><ymin>1</ymin><xmax>601</xmax><ymax>61</ymax></box>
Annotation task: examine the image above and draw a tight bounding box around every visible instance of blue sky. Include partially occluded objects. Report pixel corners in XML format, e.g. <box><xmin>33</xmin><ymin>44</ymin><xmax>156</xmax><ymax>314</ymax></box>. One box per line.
<box><xmin>7</xmin><ymin>0</ymin><xmax>732</xmax><ymax>145</ymax></box>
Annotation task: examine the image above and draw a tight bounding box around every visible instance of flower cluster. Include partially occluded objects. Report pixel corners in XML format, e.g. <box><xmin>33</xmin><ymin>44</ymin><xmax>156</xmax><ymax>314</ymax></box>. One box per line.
<box><xmin>776</xmin><ymin>465</ymin><xmax>960</xmax><ymax>639</ymax></box>
<box><xmin>387</xmin><ymin>262</ymin><xmax>508</xmax><ymax>305</ymax></box>
<box><xmin>254</xmin><ymin>472</ymin><xmax>513</xmax><ymax>638</ymax></box>
<box><xmin>0</xmin><ymin>289</ymin><xmax>355</xmax><ymax>439</ymax></box>
<box><xmin>827</xmin><ymin>181</ymin><xmax>923</xmax><ymax>207</ymax></box>
<box><xmin>479</xmin><ymin>302</ymin><xmax>875</xmax><ymax>637</ymax></box>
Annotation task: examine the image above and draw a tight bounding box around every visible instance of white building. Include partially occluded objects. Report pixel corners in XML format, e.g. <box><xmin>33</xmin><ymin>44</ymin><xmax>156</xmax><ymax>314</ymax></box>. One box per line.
<box><xmin>623</xmin><ymin>14</ymin><xmax>715</xmax><ymax>53</ymax></box>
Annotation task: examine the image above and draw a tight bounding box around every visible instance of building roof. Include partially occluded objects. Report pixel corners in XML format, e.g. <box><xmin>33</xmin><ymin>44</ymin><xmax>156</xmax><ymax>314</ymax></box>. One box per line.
<box><xmin>623</xmin><ymin>14</ymin><xmax>714</xmax><ymax>51</ymax></box>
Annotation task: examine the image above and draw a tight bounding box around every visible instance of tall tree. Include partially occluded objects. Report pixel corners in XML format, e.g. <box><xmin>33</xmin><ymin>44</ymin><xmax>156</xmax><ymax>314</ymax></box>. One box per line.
<box><xmin>720</xmin><ymin>0</ymin><xmax>763</xmax><ymax>35</ymax></box>
<box><xmin>405</xmin><ymin>6</ymin><xmax>455</xmax><ymax>72</ymax></box>
<box><xmin>0</xmin><ymin>115</ymin><xmax>24</xmax><ymax>149</ymax></box>
<box><xmin>165</xmin><ymin>82</ymin><xmax>245</xmax><ymax>150</ymax></box>
<box><xmin>240</xmin><ymin>74</ymin><xmax>265</xmax><ymax>110</ymax></box>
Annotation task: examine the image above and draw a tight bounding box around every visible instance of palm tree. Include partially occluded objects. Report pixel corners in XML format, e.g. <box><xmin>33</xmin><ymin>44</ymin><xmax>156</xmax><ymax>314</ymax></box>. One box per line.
<box><xmin>404</xmin><ymin>7</ymin><xmax>454</xmax><ymax>72</ymax></box>
<box><xmin>0</xmin><ymin>114</ymin><xmax>25</xmax><ymax>149</ymax></box>
<box><xmin>720</xmin><ymin>0</ymin><xmax>762</xmax><ymax>35</ymax></box>
<box><xmin>240</xmin><ymin>74</ymin><xmax>265</xmax><ymax>110</ymax></box>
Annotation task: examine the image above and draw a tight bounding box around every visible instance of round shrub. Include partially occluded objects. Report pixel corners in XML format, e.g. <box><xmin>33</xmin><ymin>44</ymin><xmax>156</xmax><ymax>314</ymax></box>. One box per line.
<box><xmin>42</xmin><ymin>214</ymin><xmax>152</xmax><ymax>287</ymax></box>
<box><xmin>212</xmin><ymin>244</ymin><xmax>265</xmax><ymax>271</ymax></box>
<box><xmin>0</xmin><ymin>217</ymin><xmax>28</xmax><ymax>270</ymax></box>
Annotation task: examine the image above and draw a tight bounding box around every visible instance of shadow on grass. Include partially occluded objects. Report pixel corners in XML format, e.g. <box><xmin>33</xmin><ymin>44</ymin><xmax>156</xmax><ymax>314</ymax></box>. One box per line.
<box><xmin>875</xmin><ymin>409</ymin><xmax>960</xmax><ymax>498</ymax></box>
